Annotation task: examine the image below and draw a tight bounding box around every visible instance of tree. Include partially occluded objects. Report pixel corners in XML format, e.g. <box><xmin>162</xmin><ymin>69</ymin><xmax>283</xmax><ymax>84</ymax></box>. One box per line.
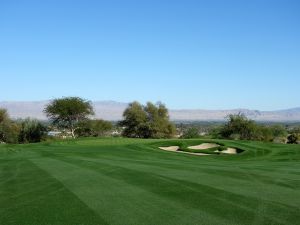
<box><xmin>18</xmin><ymin>118</ymin><xmax>47</xmax><ymax>143</ymax></box>
<box><xmin>181</xmin><ymin>127</ymin><xmax>200</xmax><ymax>139</ymax></box>
<box><xmin>44</xmin><ymin>97</ymin><xmax>94</xmax><ymax>138</ymax></box>
<box><xmin>0</xmin><ymin>109</ymin><xmax>20</xmax><ymax>144</ymax></box>
<box><xmin>0</xmin><ymin>109</ymin><xmax>9</xmax><ymax>124</ymax></box>
<box><xmin>144</xmin><ymin>102</ymin><xmax>175</xmax><ymax>138</ymax></box>
<box><xmin>75</xmin><ymin>119</ymin><xmax>113</xmax><ymax>137</ymax></box>
<box><xmin>219</xmin><ymin>113</ymin><xmax>257</xmax><ymax>140</ymax></box>
<box><xmin>270</xmin><ymin>125</ymin><xmax>287</xmax><ymax>138</ymax></box>
<box><xmin>119</xmin><ymin>101</ymin><xmax>147</xmax><ymax>138</ymax></box>
<box><xmin>119</xmin><ymin>101</ymin><xmax>175</xmax><ymax>138</ymax></box>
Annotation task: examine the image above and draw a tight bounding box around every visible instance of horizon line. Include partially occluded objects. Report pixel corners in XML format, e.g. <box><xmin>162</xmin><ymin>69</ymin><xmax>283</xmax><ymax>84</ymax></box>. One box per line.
<box><xmin>0</xmin><ymin>100</ymin><xmax>299</xmax><ymax>112</ymax></box>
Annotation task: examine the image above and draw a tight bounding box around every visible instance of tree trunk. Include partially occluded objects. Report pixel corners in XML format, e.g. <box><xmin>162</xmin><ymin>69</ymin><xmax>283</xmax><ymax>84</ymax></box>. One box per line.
<box><xmin>70</xmin><ymin>121</ymin><xmax>76</xmax><ymax>139</ymax></box>
<box><xmin>71</xmin><ymin>129</ymin><xmax>75</xmax><ymax>139</ymax></box>
<box><xmin>70</xmin><ymin>128</ymin><xmax>76</xmax><ymax>139</ymax></box>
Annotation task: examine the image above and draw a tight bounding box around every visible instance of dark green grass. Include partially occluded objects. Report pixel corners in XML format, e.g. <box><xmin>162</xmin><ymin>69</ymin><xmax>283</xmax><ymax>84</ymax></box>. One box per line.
<box><xmin>0</xmin><ymin>138</ymin><xmax>299</xmax><ymax>225</ymax></box>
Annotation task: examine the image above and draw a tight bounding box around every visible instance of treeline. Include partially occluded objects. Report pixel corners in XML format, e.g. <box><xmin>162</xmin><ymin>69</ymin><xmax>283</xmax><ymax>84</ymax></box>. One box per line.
<box><xmin>0</xmin><ymin>98</ymin><xmax>115</xmax><ymax>144</ymax></box>
<box><xmin>0</xmin><ymin>97</ymin><xmax>175</xmax><ymax>144</ymax></box>
<box><xmin>1</xmin><ymin>97</ymin><xmax>299</xmax><ymax>144</ymax></box>
<box><xmin>180</xmin><ymin>113</ymin><xmax>299</xmax><ymax>144</ymax></box>
<box><xmin>215</xmin><ymin>113</ymin><xmax>288</xmax><ymax>142</ymax></box>
<box><xmin>0</xmin><ymin>109</ymin><xmax>46</xmax><ymax>144</ymax></box>
<box><xmin>43</xmin><ymin>97</ymin><xmax>175</xmax><ymax>139</ymax></box>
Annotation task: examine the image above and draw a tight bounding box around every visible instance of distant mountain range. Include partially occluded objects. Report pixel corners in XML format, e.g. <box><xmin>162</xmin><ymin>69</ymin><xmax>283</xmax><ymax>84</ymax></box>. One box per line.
<box><xmin>1</xmin><ymin>101</ymin><xmax>300</xmax><ymax>122</ymax></box>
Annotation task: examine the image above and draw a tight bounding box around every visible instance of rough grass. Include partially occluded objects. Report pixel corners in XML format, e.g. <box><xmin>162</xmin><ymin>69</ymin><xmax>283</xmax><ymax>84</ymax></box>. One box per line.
<box><xmin>0</xmin><ymin>138</ymin><xmax>300</xmax><ymax>225</ymax></box>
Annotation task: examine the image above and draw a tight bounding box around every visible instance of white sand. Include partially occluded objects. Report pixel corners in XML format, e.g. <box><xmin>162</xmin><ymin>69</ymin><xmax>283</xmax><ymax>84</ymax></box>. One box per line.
<box><xmin>188</xmin><ymin>143</ymin><xmax>220</xmax><ymax>150</ymax></box>
<box><xmin>221</xmin><ymin>148</ymin><xmax>237</xmax><ymax>154</ymax></box>
<box><xmin>159</xmin><ymin>146</ymin><xmax>180</xmax><ymax>151</ymax></box>
<box><xmin>159</xmin><ymin>146</ymin><xmax>210</xmax><ymax>156</ymax></box>
<box><xmin>185</xmin><ymin>152</ymin><xmax>210</xmax><ymax>156</ymax></box>
<box><xmin>159</xmin><ymin>144</ymin><xmax>238</xmax><ymax>156</ymax></box>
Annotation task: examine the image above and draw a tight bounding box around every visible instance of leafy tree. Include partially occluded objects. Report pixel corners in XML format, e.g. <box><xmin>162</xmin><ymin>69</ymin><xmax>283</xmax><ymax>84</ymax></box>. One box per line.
<box><xmin>144</xmin><ymin>102</ymin><xmax>175</xmax><ymax>138</ymax></box>
<box><xmin>181</xmin><ymin>127</ymin><xmax>200</xmax><ymax>139</ymax></box>
<box><xmin>76</xmin><ymin>119</ymin><xmax>113</xmax><ymax>137</ymax></box>
<box><xmin>218</xmin><ymin>114</ymin><xmax>291</xmax><ymax>142</ymax></box>
<box><xmin>257</xmin><ymin>125</ymin><xmax>288</xmax><ymax>142</ymax></box>
<box><xmin>18</xmin><ymin>118</ymin><xmax>47</xmax><ymax>143</ymax></box>
<box><xmin>0</xmin><ymin>109</ymin><xmax>20</xmax><ymax>144</ymax></box>
<box><xmin>219</xmin><ymin>113</ymin><xmax>257</xmax><ymax>140</ymax></box>
<box><xmin>0</xmin><ymin>109</ymin><xmax>8</xmax><ymax>123</ymax></box>
<box><xmin>120</xmin><ymin>101</ymin><xmax>175</xmax><ymax>138</ymax></box>
<box><xmin>119</xmin><ymin>102</ymin><xmax>147</xmax><ymax>138</ymax></box>
<box><xmin>270</xmin><ymin>125</ymin><xmax>287</xmax><ymax>138</ymax></box>
<box><xmin>44</xmin><ymin>97</ymin><xmax>94</xmax><ymax>138</ymax></box>
<box><xmin>256</xmin><ymin>126</ymin><xmax>274</xmax><ymax>142</ymax></box>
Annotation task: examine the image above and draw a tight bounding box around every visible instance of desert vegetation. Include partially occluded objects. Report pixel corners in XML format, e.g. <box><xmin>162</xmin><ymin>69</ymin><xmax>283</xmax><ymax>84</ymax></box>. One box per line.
<box><xmin>177</xmin><ymin>113</ymin><xmax>294</xmax><ymax>144</ymax></box>
<box><xmin>216</xmin><ymin>113</ymin><xmax>288</xmax><ymax>142</ymax></box>
<box><xmin>0</xmin><ymin>97</ymin><xmax>115</xmax><ymax>143</ymax></box>
<box><xmin>1</xmin><ymin>98</ymin><xmax>299</xmax><ymax>145</ymax></box>
<box><xmin>0</xmin><ymin>109</ymin><xmax>46</xmax><ymax>144</ymax></box>
<box><xmin>119</xmin><ymin>101</ymin><xmax>175</xmax><ymax>138</ymax></box>
<box><xmin>44</xmin><ymin>97</ymin><xmax>95</xmax><ymax>138</ymax></box>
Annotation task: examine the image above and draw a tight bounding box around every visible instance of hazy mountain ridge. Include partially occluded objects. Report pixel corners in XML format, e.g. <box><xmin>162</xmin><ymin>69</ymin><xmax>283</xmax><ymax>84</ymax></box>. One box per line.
<box><xmin>1</xmin><ymin>101</ymin><xmax>300</xmax><ymax>122</ymax></box>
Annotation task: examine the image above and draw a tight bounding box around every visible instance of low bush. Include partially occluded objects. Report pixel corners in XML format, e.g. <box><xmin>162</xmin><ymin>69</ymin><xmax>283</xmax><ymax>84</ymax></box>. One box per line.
<box><xmin>18</xmin><ymin>118</ymin><xmax>47</xmax><ymax>143</ymax></box>
<box><xmin>181</xmin><ymin>127</ymin><xmax>200</xmax><ymax>139</ymax></box>
<box><xmin>287</xmin><ymin>134</ymin><xmax>298</xmax><ymax>144</ymax></box>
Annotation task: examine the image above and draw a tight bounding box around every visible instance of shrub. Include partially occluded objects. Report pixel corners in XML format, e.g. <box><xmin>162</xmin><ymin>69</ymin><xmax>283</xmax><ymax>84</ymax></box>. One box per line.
<box><xmin>181</xmin><ymin>127</ymin><xmax>200</xmax><ymax>139</ymax></box>
<box><xmin>218</xmin><ymin>114</ymin><xmax>289</xmax><ymax>142</ymax></box>
<box><xmin>287</xmin><ymin>134</ymin><xmax>298</xmax><ymax>144</ymax></box>
<box><xmin>0</xmin><ymin>109</ymin><xmax>20</xmax><ymax>144</ymax></box>
<box><xmin>18</xmin><ymin>119</ymin><xmax>47</xmax><ymax>143</ymax></box>
<box><xmin>75</xmin><ymin>119</ymin><xmax>113</xmax><ymax>137</ymax></box>
<box><xmin>219</xmin><ymin>113</ymin><xmax>257</xmax><ymax>140</ymax></box>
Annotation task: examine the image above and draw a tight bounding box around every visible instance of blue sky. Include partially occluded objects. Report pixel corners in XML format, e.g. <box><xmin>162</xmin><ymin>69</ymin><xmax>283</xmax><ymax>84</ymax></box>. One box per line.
<box><xmin>0</xmin><ymin>0</ymin><xmax>299</xmax><ymax>110</ymax></box>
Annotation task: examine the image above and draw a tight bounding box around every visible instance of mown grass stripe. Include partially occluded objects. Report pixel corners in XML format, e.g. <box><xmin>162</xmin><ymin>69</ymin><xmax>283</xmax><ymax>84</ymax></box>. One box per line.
<box><xmin>0</xmin><ymin>157</ymin><xmax>108</xmax><ymax>225</ymax></box>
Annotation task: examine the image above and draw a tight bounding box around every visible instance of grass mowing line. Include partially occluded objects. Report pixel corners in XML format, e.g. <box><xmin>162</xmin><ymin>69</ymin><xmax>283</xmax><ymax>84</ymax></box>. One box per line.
<box><xmin>1</xmin><ymin>138</ymin><xmax>300</xmax><ymax>225</ymax></box>
<box><xmin>30</xmin><ymin>155</ymin><xmax>226</xmax><ymax>225</ymax></box>
<box><xmin>0</xmin><ymin>157</ymin><xmax>107</xmax><ymax>225</ymax></box>
<box><xmin>44</xmin><ymin>152</ymin><xmax>292</xmax><ymax>225</ymax></box>
<box><xmin>40</xmin><ymin>146</ymin><xmax>298</xmax><ymax>224</ymax></box>
<box><xmin>37</xmin><ymin>155</ymin><xmax>253</xmax><ymax>224</ymax></box>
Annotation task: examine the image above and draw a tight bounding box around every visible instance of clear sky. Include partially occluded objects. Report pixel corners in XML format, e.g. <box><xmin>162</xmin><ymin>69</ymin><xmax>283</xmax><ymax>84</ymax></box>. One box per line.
<box><xmin>0</xmin><ymin>0</ymin><xmax>299</xmax><ymax>110</ymax></box>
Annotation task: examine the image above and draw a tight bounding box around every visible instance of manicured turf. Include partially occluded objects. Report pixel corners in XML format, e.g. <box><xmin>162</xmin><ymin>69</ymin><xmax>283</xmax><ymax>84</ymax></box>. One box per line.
<box><xmin>0</xmin><ymin>138</ymin><xmax>299</xmax><ymax>225</ymax></box>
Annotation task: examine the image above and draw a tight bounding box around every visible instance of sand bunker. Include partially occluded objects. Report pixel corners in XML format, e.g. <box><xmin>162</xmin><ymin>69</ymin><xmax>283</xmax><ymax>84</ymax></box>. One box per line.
<box><xmin>184</xmin><ymin>152</ymin><xmax>210</xmax><ymax>156</ymax></box>
<box><xmin>159</xmin><ymin>146</ymin><xmax>210</xmax><ymax>156</ymax></box>
<box><xmin>221</xmin><ymin>148</ymin><xmax>237</xmax><ymax>154</ymax></box>
<box><xmin>188</xmin><ymin>143</ymin><xmax>220</xmax><ymax>150</ymax></box>
<box><xmin>159</xmin><ymin>144</ymin><xmax>238</xmax><ymax>156</ymax></box>
<box><xmin>214</xmin><ymin>147</ymin><xmax>237</xmax><ymax>154</ymax></box>
<box><xmin>159</xmin><ymin>146</ymin><xmax>180</xmax><ymax>151</ymax></box>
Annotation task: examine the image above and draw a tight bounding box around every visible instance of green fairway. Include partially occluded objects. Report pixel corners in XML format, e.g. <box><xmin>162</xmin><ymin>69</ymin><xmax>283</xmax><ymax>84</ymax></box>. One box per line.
<box><xmin>0</xmin><ymin>138</ymin><xmax>299</xmax><ymax>225</ymax></box>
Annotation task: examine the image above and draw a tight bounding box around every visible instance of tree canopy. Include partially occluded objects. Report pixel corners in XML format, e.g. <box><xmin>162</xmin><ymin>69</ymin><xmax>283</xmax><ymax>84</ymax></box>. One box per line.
<box><xmin>219</xmin><ymin>113</ymin><xmax>257</xmax><ymax>140</ymax></box>
<box><xmin>0</xmin><ymin>109</ymin><xmax>20</xmax><ymax>143</ymax></box>
<box><xmin>217</xmin><ymin>113</ymin><xmax>288</xmax><ymax>142</ymax></box>
<box><xmin>120</xmin><ymin>101</ymin><xmax>175</xmax><ymax>138</ymax></box>
<box><xmin>18</xmin><ymin>118</ymin><xmax>46</xmax><ymax>143</ymax></box>
<box><xmin>44</xmin><ymin>97</ymin><xmax>94</xmax><ymax>138</ymax></box>
<box><xmin>75</xmin><ymin>119</ymin><xmax>113</xmax><ymax>137</ymax></box>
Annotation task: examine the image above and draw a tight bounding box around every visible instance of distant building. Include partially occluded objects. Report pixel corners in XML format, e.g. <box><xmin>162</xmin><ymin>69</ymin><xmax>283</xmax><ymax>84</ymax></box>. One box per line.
<box><xmin>48</xmin><ymin>131</ymin><xmax>62</xmax><ymax>136</ymax></box>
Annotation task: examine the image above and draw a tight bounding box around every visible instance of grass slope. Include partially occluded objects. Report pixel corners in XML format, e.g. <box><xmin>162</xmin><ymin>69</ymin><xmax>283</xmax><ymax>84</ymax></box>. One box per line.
<box><xmin>0</xmin><ymin>138</ymin><xmax>299</xmax><ymax>225</ymax></box>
